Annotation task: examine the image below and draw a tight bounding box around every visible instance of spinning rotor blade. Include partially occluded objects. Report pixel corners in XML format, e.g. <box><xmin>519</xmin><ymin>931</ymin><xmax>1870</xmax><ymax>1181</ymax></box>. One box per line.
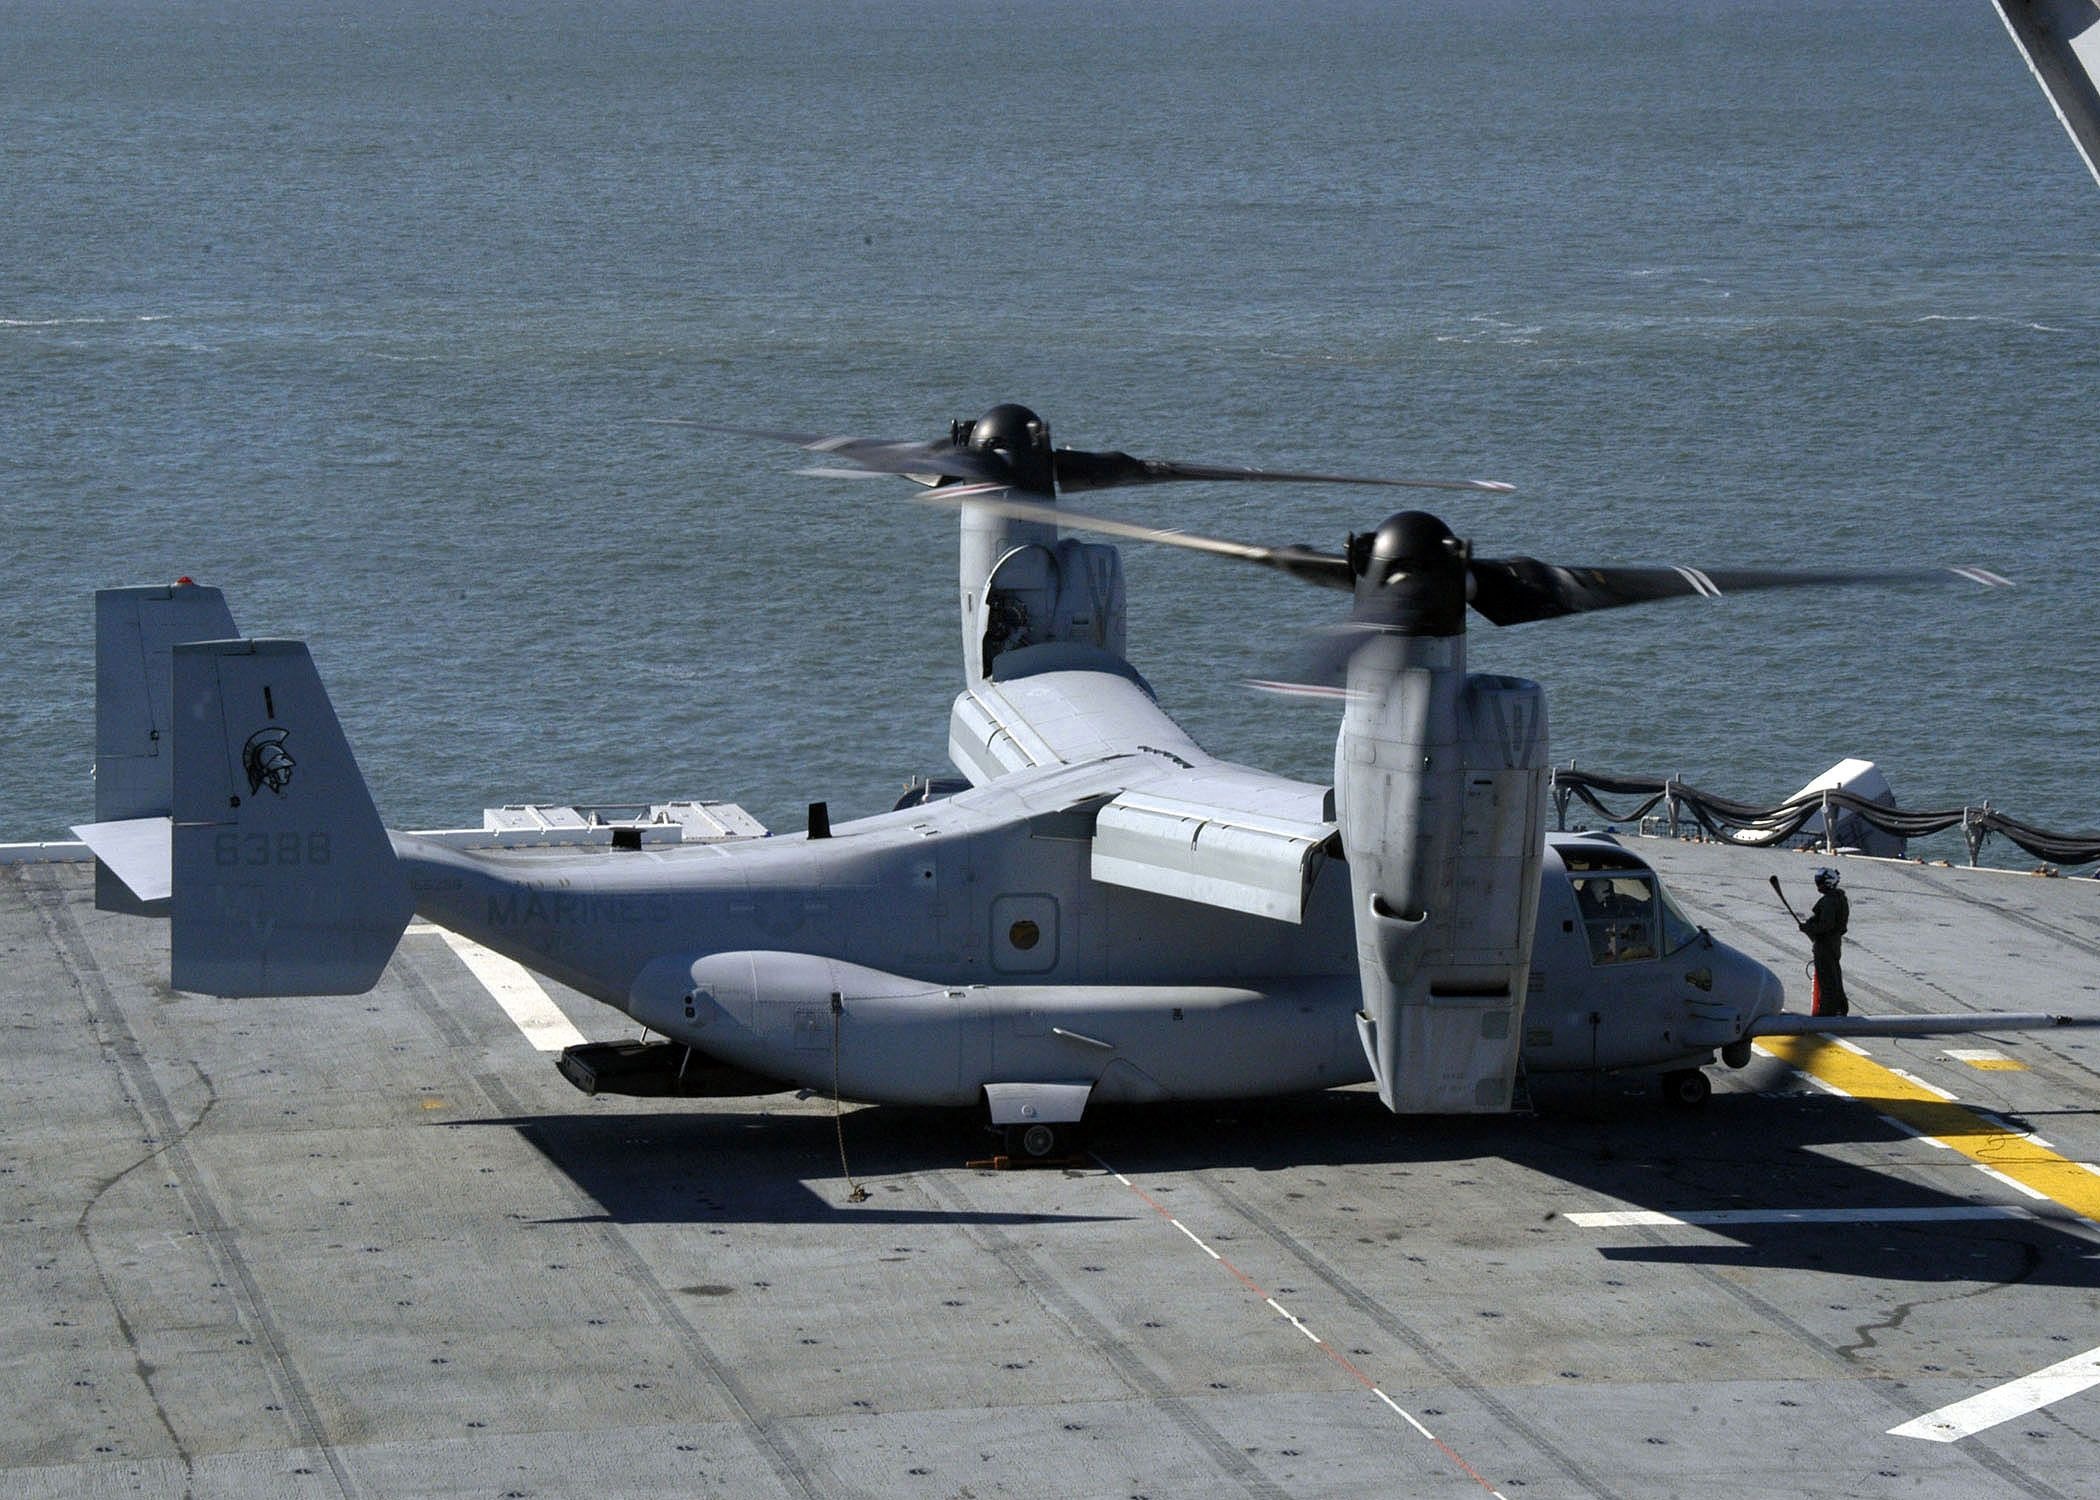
<box><xmin>691</xmin><ymin>406</ymin><xmax>1511</xmax><ymax>496</ymax></box>
<box><xmin>655</xmin><ymin>420</ymin><xmax>1005</xmax><ymax>484</ymax></box>
<box><xmin>1051</xmin><ymin>449</ymin><xmax>1514</xmax><ymax>496</ymax></box>
<box><xmin>1466</xmin><ymin>558</ymin><xmax>2015</xmax><ymax>627</ymax></box>
<box><xmin>912</xmin><ymin>485</ymin><xmax>1355</xmax><ymax>591</ymax></box>
<box><xmin>1251</xmin><ymin>621</ymin><xmax>1385</xmax><ymax>695</ymax></box>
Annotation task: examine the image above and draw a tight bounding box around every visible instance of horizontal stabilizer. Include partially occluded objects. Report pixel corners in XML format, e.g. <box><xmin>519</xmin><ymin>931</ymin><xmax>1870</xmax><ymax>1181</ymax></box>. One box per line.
<box><xmin>1993</xmin><ymin>0</ymin><xmax>2100</xmax><ymax>188</ymax></box>
<box><xmin>69</xmin><ymin>817</ymin><xmax>173</xmax><ymax>905</ymax></box>
<box><xmin>1751</xmin><ymin>1011</ymin><xmax>2098</xmax><ymax>1038</ymax></box>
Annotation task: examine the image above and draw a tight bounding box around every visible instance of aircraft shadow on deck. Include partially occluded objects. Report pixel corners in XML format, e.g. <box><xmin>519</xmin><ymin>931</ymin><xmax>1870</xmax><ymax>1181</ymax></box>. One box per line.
<box><xmin>457</xmin><ymin>1064</ymin><xmax>2100</xmax><ymax>1289</ymax></box>
<box><xmin>1102</xmin><ymin>1070</ymin><xmax>2100</xmax><ymax>1290</ymax></box>
<box><xmin>458</xmin><ymin>1105</ymin><xmax>1128</xmax><ymax>1229</ymax></box>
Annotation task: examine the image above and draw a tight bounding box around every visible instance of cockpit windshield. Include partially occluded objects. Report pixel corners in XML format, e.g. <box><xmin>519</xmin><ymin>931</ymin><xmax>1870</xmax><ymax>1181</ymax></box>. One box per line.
<box><xmin>1655</xmin><ymin>880</ymin><xmax>1702</xmax><ymax>955</ymax></box>
<box><xmin>1571</xmin><ymin>873</ymin><xmax>1658</xmax><ymax>965</ymax></box>
<box><xmin>1565</xmin><ymin>856</ymin><xmax>1704</xmax><ymax>966</ymax></box>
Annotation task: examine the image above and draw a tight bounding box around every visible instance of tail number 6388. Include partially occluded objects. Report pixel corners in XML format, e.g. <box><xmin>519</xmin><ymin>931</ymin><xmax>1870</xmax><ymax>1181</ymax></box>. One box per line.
<box><xmin>214</xmin><ymin>831</ymin><xmax>332</xmax><ymax>866</ymax></box>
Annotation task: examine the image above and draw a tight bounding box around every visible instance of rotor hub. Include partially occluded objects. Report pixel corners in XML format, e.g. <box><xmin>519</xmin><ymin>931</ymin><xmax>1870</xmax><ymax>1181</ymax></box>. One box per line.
<box><xmin>955</xmin><ymin>403</ymin><xmax>1054</xmax><ymax>494</ymax></box>
<box><xmin>1360</xmin><ymin>511</ymin><xmax>1466</xmax><ymax>581</ymax></box>
<box><xmin>1346</xmin><ymin>511</ymin><xmax>1471</xmax><ymax>639</ymax></box>
<box><xmin>963</xmin><ymin>403</ymin><xmax>1049</xmax><ymax>456</ymax></box>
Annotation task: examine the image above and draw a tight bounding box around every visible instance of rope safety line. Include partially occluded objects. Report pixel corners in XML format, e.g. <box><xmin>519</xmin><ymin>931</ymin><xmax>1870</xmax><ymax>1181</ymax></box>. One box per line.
<box><xmin>1550</xmin><ymin>768</ymin><xmax>2100</xmax><ymax>867</ymax></box>
<box><xmin>830</xmin><ymin>991</ymin><xmax>868</xmax><ymax>1204</ymax></box>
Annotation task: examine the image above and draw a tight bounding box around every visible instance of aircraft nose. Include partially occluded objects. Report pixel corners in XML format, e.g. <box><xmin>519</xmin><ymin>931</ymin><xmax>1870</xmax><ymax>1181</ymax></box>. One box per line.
<box><xmin>1719</xmin><ymin>942</ymin><xmax>1785</xmax><ymax>1025</ymax></box>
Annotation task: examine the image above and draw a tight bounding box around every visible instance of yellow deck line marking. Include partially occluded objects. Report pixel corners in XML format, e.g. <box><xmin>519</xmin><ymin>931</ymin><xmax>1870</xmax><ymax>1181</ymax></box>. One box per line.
<box><xmin>1973</xmin><ymin>1163</ymin><xmax>2051</xmax><ymax>1201</ymax></box>
<box><xmin>1756</xmin><ymin>1036</ymin><xmax>2100</xmax><ymax>1224</ymax></box>
<box><xmin>1886</xmin><ymin>1067</ymin><xmax>1959</xmax><ymax>1101</ymax></box>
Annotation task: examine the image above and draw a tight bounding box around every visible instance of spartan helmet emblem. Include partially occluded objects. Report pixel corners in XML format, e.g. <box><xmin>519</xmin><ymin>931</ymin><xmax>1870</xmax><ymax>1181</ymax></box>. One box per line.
<box><xmin>242</xmin><ymin>727</ymin><xmax>296</xmax><ymax>796</ymax></box>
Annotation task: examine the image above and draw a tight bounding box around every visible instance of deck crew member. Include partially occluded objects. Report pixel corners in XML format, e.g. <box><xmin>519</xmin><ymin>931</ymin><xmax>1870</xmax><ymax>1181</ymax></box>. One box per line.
<box><xmin>1800</xmin><ymin>867</ymin><xmax>1851</xmax><ymax>1016</ymax></box>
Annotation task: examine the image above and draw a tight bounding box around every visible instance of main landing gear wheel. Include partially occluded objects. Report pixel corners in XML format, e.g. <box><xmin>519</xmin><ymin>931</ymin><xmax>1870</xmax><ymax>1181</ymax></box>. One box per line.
<box><xmin>1661</xmin><ymin>1069</ymin><xmax>1712</xmax><ymax>1109</ymax></box>
<box><xmin>1004</xmin><ymin>1122</ymin><xmax>1071</xmax><ymax>1161</ymax></box>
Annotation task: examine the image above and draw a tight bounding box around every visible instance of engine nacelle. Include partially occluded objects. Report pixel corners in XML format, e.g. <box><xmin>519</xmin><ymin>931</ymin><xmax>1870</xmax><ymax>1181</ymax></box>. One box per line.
<box><xmin>963</xmin><ymin>535</ymin><xmax>1127</xmax><ymax>684</ymax></box>
<box><xmin>1338</xmin><ymin>633</ymin><xmax>1548</xmax><ymax>1113</ymax></box>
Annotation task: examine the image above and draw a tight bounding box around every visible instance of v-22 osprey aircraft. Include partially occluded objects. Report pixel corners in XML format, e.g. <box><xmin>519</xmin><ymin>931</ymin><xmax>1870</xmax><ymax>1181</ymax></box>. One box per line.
<box><xmin>77</xmin><ymin>405</ymin><xmax>2056</xmax><ymax>1158</ymax></box>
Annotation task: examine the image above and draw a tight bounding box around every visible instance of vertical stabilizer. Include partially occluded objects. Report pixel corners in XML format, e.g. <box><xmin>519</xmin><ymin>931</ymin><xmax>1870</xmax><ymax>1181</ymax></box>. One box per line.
<box><xmin>169</xmin><ymin>639</ymin><xmax>411</xmax><ymax>996</ymax></box>
<box><xmin>90</xmin><ymin>582</ymin><xmax>238</xmax><ymax>912</ymax></box>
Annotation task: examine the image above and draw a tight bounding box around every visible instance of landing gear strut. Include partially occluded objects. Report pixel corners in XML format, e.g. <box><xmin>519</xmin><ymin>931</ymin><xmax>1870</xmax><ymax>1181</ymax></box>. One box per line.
<box><xmin>981</xmin><ymin>1083</ymin><xmax>1092</xmax><ymax>1167</ymax></box>
<box><xmin>1661</xmin><ymin>1068</ymin><xmax>1712</xmax><ymax>1109</ymax></box>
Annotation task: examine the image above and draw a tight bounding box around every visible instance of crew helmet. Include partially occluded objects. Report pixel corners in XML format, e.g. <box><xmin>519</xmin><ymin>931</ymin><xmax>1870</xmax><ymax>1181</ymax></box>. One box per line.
<box><xmin>1814</xmin><ymin>867</ymin><xmax>1841</xmax><ymax>891</ymax></box>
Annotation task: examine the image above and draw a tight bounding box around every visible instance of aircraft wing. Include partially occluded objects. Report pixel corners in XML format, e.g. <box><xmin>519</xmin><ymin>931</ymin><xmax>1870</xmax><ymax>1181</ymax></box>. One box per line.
<box><xmin>1750</xmin><ymin>1011</ymin><xmax>2100</xmax><ymax>1038</ymax></box>
<box><xmin>949</xmin><ymin>653</ymin><xmax>1338</xmax><ymax>924</ymax></box>
<box><xmin>948</xmin><ymin>654</ymin><xmax>1209</xmax><ymax>784</ymax></box>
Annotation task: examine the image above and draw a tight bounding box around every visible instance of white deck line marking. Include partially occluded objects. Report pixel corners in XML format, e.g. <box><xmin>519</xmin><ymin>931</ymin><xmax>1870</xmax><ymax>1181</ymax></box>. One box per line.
<box><xmin>423</xmin><ymin>928</ymin><xmax>589</xmax><ymax>1051</ymax></box>
<box><xmin>1566</xmin><ymin>1206</ymin><xmax>2033</xmax><ymax>1228</ymax></box>
<box><xmin>1265</xmin><ymin>1297</ymin><xmax>1323</xmax><ymax>1343</ymax></box>
<box><xmin>1973</xmin><ymin>1163</ymin><xmax>2052</xmax><ymax>1201</ymax></box>
<box><xmin>1169</xmin><ymin>1218</ymin><xmax>1220</xmax><ymax>1258</ymax></box>
<box><xmin>1887</xmin><ymin>1067</ymin><xmax>1960</xmax><ymax>1101</ymax></box>
<box><xmin>1946</xmin><ymin>1047</ymin><xmax>2010</xmax><ymax>1063</ymax></box>
<box><xmin>1891</xmin><ymin>1343</ymin><xmax>2100</xmax><ymax>1442</ymax></box>
<box><xmin>1094</xmin><ymin>1153</ymin><xmax>1509</xmax><ymax>1498</ymax></box>
<box><xmin>1379</xmin><ymin>1390</ymin><xmax>1439</xmax><ymax>1440</ymax></box>
<box><xmin>1877</xmin><ymin>1114</ymin><xmax>1955</xmax><ymax>1150</ymax></box>
<box><xmin>1973</xmin><ymin>1111</ymin><xmax>2057</xmax><ymax>1149</ymax></box>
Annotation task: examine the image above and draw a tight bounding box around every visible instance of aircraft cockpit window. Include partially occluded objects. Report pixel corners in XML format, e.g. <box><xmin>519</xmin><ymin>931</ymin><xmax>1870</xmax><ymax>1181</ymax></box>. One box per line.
<box><xmin>1571</xmin><ymin>874</ymin><xmax>1657</xmax><ymax>965</ymax></box>
<box><xmin>1657</xmin><ymin>882</ymin><xmax>1702</xmax><ymax>955</ymax></box>
<box><xmin>1558</xmin><ymin>846</ymin><xmax>1648</xmax><ymax>874</ymax></box>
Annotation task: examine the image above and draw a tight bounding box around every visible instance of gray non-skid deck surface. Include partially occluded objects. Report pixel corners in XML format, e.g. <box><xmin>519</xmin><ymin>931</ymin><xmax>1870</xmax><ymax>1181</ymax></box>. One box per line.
<box><xmin>4</xmin><ymin>842</ymin><xmax>2100</xmax><ymax>1499</ymax></box>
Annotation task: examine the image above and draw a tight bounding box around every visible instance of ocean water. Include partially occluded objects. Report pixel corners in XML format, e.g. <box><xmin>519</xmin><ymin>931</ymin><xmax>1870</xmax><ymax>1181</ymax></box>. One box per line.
<box><xmin>4</xmin><ymin>0</ymin><xmax>2096</xmax><ymax>864</ymax></box>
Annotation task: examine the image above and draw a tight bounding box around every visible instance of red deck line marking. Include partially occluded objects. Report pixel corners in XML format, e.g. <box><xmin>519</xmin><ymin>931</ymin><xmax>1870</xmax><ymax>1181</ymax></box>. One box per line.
<box><xmin>1098</xmin><ymin>1156</ymin><xmax>1509</xmax><ymax>1499</ymax></box>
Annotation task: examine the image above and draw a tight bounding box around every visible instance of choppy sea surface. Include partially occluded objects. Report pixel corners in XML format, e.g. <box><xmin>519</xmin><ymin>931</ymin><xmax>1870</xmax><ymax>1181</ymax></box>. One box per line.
<box><xmin>4</xmin><ymin>0</ymin><xmax>2096</xmax><ymax>868</ymax></box>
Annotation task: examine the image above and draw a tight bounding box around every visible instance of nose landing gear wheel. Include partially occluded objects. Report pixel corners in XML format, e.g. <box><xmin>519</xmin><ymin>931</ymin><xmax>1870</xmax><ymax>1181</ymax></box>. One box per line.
<box><xmin>1661</xmin><ymin>1068</ymin><xmax>1712</xmax><ymax>1109</ymax></box>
